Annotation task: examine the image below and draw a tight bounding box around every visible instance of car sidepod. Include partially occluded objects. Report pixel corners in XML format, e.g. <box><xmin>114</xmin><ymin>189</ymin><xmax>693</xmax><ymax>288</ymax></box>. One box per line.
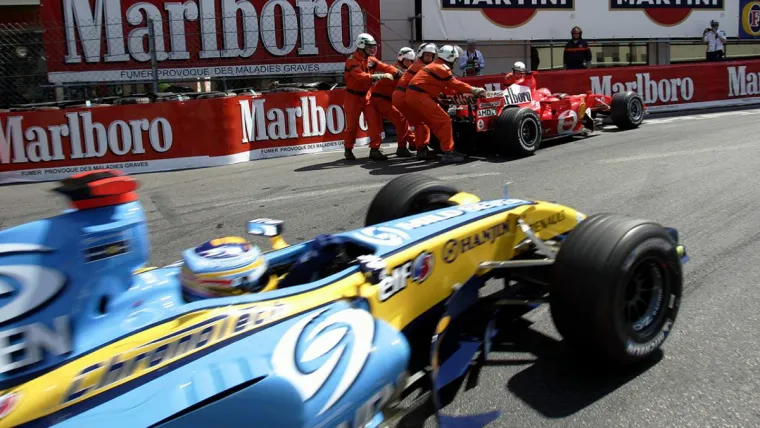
<box><xmin>47</xmin><ymin>301</ymin><xmax>409</xmax><ymax>428</ymax></box>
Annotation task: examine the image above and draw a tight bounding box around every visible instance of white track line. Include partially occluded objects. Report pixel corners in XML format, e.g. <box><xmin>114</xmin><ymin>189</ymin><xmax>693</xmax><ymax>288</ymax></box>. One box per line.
<box><xmin>246</xmin><ymin>172</ymin><xmax>502</xmax><ymax>205</ymax></box>
<box><xmin>598</xmin><ymin>142</ymin><xmax>758</xmax><ymax>164</ymax></box>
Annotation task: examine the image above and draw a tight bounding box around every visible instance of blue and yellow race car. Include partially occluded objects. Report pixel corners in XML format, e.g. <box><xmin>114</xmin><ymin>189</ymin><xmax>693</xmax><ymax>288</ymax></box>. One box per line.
<box><xmin>0</xmin><ymin>170</ymin><xmax>688</xmax><ymax>428</ymax></box>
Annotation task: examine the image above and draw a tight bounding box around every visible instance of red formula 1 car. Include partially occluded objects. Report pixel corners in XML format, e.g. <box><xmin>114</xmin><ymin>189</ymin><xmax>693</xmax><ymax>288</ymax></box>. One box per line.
<box><xmin>441</xmin><ymin>72</ymin><xmax>646</xmax><ymax>157</ymax></box>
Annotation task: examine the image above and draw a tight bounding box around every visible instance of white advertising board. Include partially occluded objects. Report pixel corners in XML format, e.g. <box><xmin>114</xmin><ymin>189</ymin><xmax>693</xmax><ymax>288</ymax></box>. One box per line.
<box><xmin>422</xmin><ymin>0</ymin><xmax>739</xmax><ymax>41</ymax></box>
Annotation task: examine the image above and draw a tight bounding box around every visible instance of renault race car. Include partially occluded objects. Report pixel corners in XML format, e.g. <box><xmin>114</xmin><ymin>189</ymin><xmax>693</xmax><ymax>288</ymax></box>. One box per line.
<box><xmin>440</xmin><ymin>72</ymin><xmax>646</xmax><ymax>157</ymax></box>
<box><xmin>0</xmin><ymin>170</ymin><xmax>687</xmax><ymax>428</ymax></box>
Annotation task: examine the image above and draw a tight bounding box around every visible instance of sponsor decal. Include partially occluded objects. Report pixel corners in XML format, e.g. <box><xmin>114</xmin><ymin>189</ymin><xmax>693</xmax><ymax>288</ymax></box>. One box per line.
<box><xmin>557</xmin><ymin>110</ymin><xmax>578</xmax><ymax>134</ymax></box>
<box><xmin>478</xmin><ymin>100</ymin><xmax>502</xmax><ymax>108</ymax></box>
<box><xmin>589</xmin><ymin>73</ymin><xmax>695</xmax><ymax>104</ymax></box>
<box><xmin>477</xmin><ymin>108</ymin><xmax>498</xmax><ymax>117</ymax></box>
<box><xmin>353</xmin><ymin>227</ymin><xmax>411</xmax><ymax>247</ymax></box>
<box><xmin>609</xmin><ymin>0</ymin><xmax>725</xmax><ymax>27</ymax></box>
<box><xmin>63</xmin><ymin>302</ymin><xmax>288</xmax><ymax>404</ymax></box>
<box><xmin>0</xmin><ymin>392</ymin><xmax>20</xmax><ymax>419</ymax></box>
<box><xmin>271</xmin><ymin>307</ymin><xmax>375</xmax><ymax>415</ymax></box>
<box><xmin>0</xmin><ymin>245</ymin><xmax>72</xmax><ymax>375</ymax></box>
<box><xmin>741</xmin><ymin>0</ymin><xmax>760</xmax><ymax>38</ymax></box>
<box><xmin>441</xmin><ymin>0</ymin><xmax>574</xmax><ymax>29</ymax></box>
<box><xmin>441</xmin><ymin>222</ymin><xmax>511</xmax><ymax>264</ymax></box>
<box><xmin>393</xmin><ymin>199</ymin><xmax>529</xmax><ymax>233</ymax></box>
<box><xmin>626</xmin><ymin>319</ymin><xmax>673</xmax><ymax>356</ymax></box>
<box><xmin>0</xmin><ymin>112</ymin><xmax>173</xmax><ymax>166</ymax></box>
<box><xmin>504</xmin><ymin>84</ymin><xmax>533</xmax><ymax>105</ymax></box>
<box><xmin>728</xmin><ymin>65</ymin><xmax>760</xmax><ymax>97</ymax></box>
<box><xmin>529</xmin><ymin>210</ymin><xmax>565</xmax><ymax>232</ymax></box>
<box><xmin>376</xmin><ymin>251</ymin><xmax>434</xmax><ymax>302</ymax></box>
<box><xmin>83</xmin><ymin>231</ymin><xmax>132</xmax><ymax>263</ymax></box>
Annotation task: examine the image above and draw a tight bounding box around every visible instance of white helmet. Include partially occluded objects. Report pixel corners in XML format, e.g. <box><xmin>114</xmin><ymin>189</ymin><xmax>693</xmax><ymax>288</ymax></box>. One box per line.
<box><xmin>417</xmin><ymin>42</ymin><xmax>438</xmax><ymax>57</ymax></box>
<box><xmin>513</xmin><ymin>61</ymin><xmax>527</xmax><ymax>73</ymax></box>
<box><xmin>438</xmin><ymin>45</ymin><xmax>459</xmax><ymax>63</ymax></box>
<box><xmin>397</xmin><ymin>47</ymin><xmax>416</xmax><ymax>62</ymax></box>
<box><xmin>356</xmin><ymin>33</ymin><xmax>378</xmax><ymax>50</ymax></box>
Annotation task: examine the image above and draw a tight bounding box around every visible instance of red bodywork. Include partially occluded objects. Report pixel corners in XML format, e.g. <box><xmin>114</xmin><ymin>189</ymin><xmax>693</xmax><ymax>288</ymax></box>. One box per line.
<box><xmin>442</xmin><ymin>73</ymin><xmax>640</xmax><ymax>139</ymax></box>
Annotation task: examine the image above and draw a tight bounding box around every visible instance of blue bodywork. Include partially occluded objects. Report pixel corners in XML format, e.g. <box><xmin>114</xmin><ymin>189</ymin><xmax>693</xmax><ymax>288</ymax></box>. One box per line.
<box><xmin>0</xmin><ymin>186</ymin><xmax>536</xmax><ymax>427</ymax></box>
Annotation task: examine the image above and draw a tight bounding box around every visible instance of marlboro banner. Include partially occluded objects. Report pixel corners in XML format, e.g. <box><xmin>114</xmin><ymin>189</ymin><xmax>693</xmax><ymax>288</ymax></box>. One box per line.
<box><xmin>3</xmin><ymin>58</ymin><xmax>760</xmax><ymax>184</ymax></box>
<box><xmin>0</xmin><ymin>91</ymin><xmax>374</xmax><ymax>184</ymax></box>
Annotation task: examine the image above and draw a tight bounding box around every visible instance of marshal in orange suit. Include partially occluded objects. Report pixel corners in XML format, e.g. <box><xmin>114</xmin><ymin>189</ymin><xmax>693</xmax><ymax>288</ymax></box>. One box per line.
<box><xmin>406</xmin><ymin>45</ymin><xmax>486</xmax><ymax>164</ymax></box>
<box><xmin>342</xmin><ymin>33</ymin><xmax>399</xmax><ymax>161</ymax></box>
<box><xmin>369</xmin><ymin>47</ymin><xmax>418</xmax><ymax>158</ymax></box>
<box><xmin>391</xmin><ymin>43</ymin><xmax>438</xmax><ymax>160</ymax></box>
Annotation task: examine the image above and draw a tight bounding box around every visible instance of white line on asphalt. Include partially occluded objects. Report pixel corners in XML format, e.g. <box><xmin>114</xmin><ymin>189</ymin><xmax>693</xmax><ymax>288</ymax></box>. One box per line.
<box><xmin>248</xmin><ymin>172</ymin><xmax>502</xmax><ymax>204</ymax></box>
<box><xmin>598</xmin><ymin>142</ymin><xmax>758</xmax><ymax>164</ymax></box>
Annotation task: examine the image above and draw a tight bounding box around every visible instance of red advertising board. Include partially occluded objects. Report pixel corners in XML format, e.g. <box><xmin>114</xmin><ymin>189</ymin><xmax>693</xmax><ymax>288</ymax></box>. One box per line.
<box><xmin>461</xmin><ymin>58</ymin><xmax>760</xmax><ymax>113</ymax></box>
<box><xmin>0</xmin><ymin>90</ymin><xmax>373</xmax><ymax>184</ymax></box>
<box><xmin>40</xmin><ymin>0</ymin><xmax>381</xmax><ymax>83</ymax></box>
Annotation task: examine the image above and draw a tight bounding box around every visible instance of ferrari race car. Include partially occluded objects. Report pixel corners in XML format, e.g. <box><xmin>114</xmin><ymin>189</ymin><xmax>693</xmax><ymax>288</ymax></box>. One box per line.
<box><xmin>441</xmin><ymin>72</ymin><xmax>646</xmax><ymax>157</ymax></box>
<box><xmin>0</xmin><ymin>170</ymin><xmax>688</xmax><ymax>428</ymax></box>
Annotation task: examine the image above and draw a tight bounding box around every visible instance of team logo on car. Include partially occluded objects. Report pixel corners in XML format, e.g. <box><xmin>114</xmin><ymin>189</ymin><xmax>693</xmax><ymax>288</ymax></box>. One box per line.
<box><xmin>442</xmin><ymin>0</ymin><xmax>574</xmax><ymax>29</ymax></box>
<box><xmin>411</xmin><ymin>251</ymin><xmax>434</xmax><ymax>282</ymax></box>
<box><xmin>195</xmin><ymin>237</ymin><xmax>252</xmax><ymax>259</ymax></box>
<box><xmin>609</xmin><ymin>0</ymin><xmax>725</xmax><ymax>27</ymax></box>
<box><xmin>741</xmin><ymin>0</ymin><xmax>760</xmax><ymax>38</ymax></box>
<box><xmin>353</xmin><ymin>227</ymin><xmax>410</xmax><ymax>247</ymax></box>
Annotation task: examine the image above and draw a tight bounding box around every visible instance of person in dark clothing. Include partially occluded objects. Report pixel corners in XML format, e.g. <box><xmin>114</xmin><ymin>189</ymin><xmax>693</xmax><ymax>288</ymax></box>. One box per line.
<box><xmin>563</xmin><ymin>26</ymin><xmax>592</xmax><ymax>69</ymax></box>
<box><xmin>530</xmin><ymin>46</ymin><xmax>540</xmax><ymax>71</ymax></box>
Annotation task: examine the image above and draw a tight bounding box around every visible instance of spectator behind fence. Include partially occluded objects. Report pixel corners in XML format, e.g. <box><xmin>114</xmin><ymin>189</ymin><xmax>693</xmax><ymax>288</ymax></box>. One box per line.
<box><xmin>459</xmin><ymin>40</ymin><xmax>485</xmax><ymax>76</ymax></box>
<box><xmin>704</xmin><ymin>20</ymin><xmax>727</xmax><ymax>61</ymax></box>
<box><xmin>564</xmin><ymin>26</ymin><xmax>591</xmax><ymax>69</ymax></box>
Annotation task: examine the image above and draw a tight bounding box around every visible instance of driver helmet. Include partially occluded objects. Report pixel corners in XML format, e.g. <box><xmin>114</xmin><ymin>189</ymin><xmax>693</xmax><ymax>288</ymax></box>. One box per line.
<box><xmin>512</xmin><ymin>61</ymin><xmax>527</xmax><ymax>77</ymax></box>
<box><xmin>180</xmin><ymin>236</ymin><xmax>268</xmax><ymax>302</ymax></box>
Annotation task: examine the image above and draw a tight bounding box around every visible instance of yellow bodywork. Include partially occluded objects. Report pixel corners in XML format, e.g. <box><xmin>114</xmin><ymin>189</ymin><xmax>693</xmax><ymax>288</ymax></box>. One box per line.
<box><xmin>0</xmin><ymin>195</ymin><xmax>584</xmax><ymax>427</ymax></box>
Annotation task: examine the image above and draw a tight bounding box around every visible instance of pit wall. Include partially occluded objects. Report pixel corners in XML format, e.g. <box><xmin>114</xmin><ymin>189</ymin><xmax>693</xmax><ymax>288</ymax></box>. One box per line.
<box><xmin>3</xmin><ymin>58</ymin><xmax>760</xmax><ymax>184</ymax></box>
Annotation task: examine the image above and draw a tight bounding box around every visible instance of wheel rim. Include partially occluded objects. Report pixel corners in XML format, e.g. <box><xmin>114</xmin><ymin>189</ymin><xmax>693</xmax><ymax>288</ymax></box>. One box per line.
<box><xmin>520</xmin><ymin>118</ymin><xmax>538</xmax><ymax>147</ymax></box>
<box><xmin>629</xmin><ymin>98</ymin><xmax>643</xmax><ymax>123</ymax></box>
<box><xmin>622</xmin><ymin>257</ymin><xmax>669</xmax><ymax>340</ymax></box>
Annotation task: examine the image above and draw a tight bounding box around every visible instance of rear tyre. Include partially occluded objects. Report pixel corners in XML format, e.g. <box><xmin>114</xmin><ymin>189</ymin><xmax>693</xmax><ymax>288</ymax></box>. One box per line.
<box><xmin>494</xmin><ymin>107</ymin><xmax>542</xmax><ymax>157</ymax></box>
<box><xmin>364</xmin><ymin>174</ymin><xmax>460</xmax><ymax>226</ymax></box>
<box><xmin>610</xmin><ymin>91</ymin><xmax>645</xmax><ymax>130</ymax></box>
<box><xmin>548</xmin><ymin>213</ymin><xmax>682</xmax><ymax>366</ymax></box>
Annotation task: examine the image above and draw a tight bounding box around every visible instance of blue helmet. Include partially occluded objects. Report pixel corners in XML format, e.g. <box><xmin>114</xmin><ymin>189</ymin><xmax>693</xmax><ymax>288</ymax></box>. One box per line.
<box><xmin>180</xmin><ymin>237</ymin><xmax>268</xmax><ymax>302</ymax></box>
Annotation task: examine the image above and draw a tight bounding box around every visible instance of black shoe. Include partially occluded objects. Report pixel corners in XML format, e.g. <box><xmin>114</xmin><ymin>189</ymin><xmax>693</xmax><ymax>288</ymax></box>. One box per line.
<box><xmin>396</xmin><ymin>147</ymin><xmax>412</xmax><ymax>157</ymax></box>
<box><xmin>416</xmin><ymin>146</ymin><xmax>438</xmax><ymax>160</ymax></box>
<box><xmin>369</xmin><ymin>149</ymin><xmax>388</xmax><ymax>161</ymax></box>
<box><xmin>440</xmin><ymin>151</ymin><xmax>467</xmax><ymax>164</ymax></box>
<box><xmin>344</xmin><ymin>149</ymin><xmax>356</xmax><ymax>160</ymax></box>
<box><xmin>408</xmin><ymin>144</ymin><xmax>417</xmax><ymax>152</ymax></box>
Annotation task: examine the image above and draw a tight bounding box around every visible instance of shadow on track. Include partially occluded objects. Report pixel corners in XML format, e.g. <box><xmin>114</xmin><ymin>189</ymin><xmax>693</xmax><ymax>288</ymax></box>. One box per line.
<box><xmin>390</xmin><ymin>316</ymin><xmax>664</xmax><ymax>427</ymax></box>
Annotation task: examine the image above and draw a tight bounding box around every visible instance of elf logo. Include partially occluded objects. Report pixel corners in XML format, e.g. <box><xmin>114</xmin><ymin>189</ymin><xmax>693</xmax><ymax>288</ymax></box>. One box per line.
<box><xmin>441</xmin><ymin>0</ymin><xmax>574</xmax><ymax>29</ymax></box>
<box><xmin>610</xmin><ymin>0</ymin><xmax>725</xmax><ymax>27</ymax></box>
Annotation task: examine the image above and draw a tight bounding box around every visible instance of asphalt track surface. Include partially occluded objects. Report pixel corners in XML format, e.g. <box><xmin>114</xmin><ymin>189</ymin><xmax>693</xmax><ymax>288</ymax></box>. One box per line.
<box><xmin>3</xmin><ymin>106</ymin><xmax>760</xmax><ymax>427</ymax></box>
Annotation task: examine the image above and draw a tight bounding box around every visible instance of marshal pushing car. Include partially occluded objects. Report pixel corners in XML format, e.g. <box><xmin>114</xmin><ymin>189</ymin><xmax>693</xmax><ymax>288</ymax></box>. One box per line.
<box><xmin>441</xmin><ymin>72</ymin><xmax>646</xmax><ymax>157</ymax></box>
<box><xmin>0</xmin><ymin>170</ymin><xmax>687</xmax><ymax>427</ymax></box>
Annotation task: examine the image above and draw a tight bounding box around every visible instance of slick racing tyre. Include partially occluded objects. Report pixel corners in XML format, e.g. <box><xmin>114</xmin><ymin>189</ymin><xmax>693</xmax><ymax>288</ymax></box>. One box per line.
<box><xmin>494</xmin><ymin>107</ymin><xmax>542</xmax><ymax>157</ymax></box>
<box><xmin>548</xmin><ymin>213</ymin><xmax>683</xmax><ymax>366</ymax></box>
<box><xmin>365</xmin><ymin>174</ymin><xmax>460</xmax><ymax>226</ymax></box>
<box><xmin>610</xmin><ymin>91</ymin><xmax>645</xmax><ymax>130</ymax></box>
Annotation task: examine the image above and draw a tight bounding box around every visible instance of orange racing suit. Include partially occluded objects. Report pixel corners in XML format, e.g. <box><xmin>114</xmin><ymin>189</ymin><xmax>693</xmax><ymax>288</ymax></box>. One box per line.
<box><xmin>370</xmin><ymin>62</ymin><xmax>415</xmax><ymax>150</ymax></box>
<box><xmin>392</xmin><ymin>58</ymin><xmax>429</xmax><ymax>150</ymax></box>
<box><xmin>405</xmin><ymin>59</ymin><xmax>474</xmax><ymax>153</ymax></box>
<box><xmin>342</xmin><ymin>50</ymin><xmax>396</xmax><ymax>150</ymax></box>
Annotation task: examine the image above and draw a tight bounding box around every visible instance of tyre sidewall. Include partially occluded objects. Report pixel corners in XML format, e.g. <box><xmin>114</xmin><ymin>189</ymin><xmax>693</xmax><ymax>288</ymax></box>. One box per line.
<box><xmin>516</xmin><ymin>111</ymin><xmax>541</xmax><ymax>153</ymax></box>
<box><xmin>625</xmin><ymin>95</ymin><xmax>644</xmax><ymax>126</ymax></box>
<box><xmin>602</xmin><ymin>232</ymin><xmax>682</xmax><ymax>362</ymax></box>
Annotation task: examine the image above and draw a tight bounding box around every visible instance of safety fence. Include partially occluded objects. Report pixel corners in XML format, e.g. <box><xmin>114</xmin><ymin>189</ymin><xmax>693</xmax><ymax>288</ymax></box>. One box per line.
<box><xmin>5</xmin><ymin>11</ymin><xmax>760</xmax><ymax>109</ymax></box>
<box><xmin>3</xmin><ymin>57</ymin><xmax>760</xmax><ymax>184</ymax></box>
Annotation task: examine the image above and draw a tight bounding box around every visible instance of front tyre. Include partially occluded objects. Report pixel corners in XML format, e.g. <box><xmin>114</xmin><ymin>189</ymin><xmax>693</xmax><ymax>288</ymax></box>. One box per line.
<box><xmin>548</xmin><ymin>213</ymin><xmax>682</xmax><ymax>366</ymax></box>
<box><xmin>610</xmin><ymin>91</ymin><xmax>645</xmax><ymax>130</ymax></box>
<box><xmin>364</xmin><ymin>174</ymin><xmax>460</xmax><ymax>226</ymax></box>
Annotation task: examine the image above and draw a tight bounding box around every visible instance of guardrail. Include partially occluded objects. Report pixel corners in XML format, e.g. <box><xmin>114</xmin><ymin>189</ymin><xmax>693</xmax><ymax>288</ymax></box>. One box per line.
<box><xmin>3</xmin><ymin>58</ymin><xmax>760</xmax><ymax>184</ymax></box>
